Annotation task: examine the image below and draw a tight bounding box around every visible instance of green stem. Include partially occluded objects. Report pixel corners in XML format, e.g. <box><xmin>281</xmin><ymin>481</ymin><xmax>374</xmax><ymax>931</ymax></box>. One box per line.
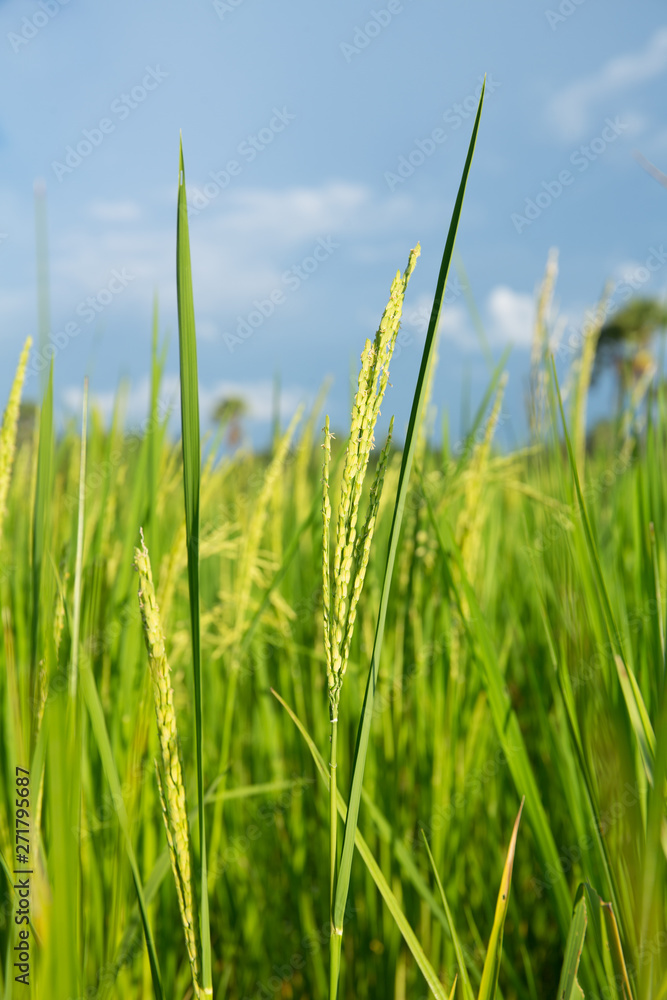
<box><xmin>329</xmin><ymin>714</ymin><xmax>340</xmax><ymax>1000</ymax></box>
<box><xmin>329</xmin><ymin>927</ymin><xmax>342</xmax><ymax>1000</ymax></box>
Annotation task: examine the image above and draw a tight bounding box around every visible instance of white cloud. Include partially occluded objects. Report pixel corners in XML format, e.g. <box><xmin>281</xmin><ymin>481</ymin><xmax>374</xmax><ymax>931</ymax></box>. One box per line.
<box><xmin>438</xmin><ymin>303</ymin><xmax>472</xmax><ymax>348</ymax></box>
<box><xmin>548</xmin><ymin>27</ymin><xmax>667</xmax><ymax>141</ymax></box>
<box><xmin>203</xmin><ymin>182</ymin><xmax>368</xmax><ymax>243</ymax></box>
<box><xmin>487</xmin><ymin>286</ymin><xmax>534</xmax><ymax>348</ymax></box>
<box><xmin>403</xmin><ymin>286</ymin><xmax>536</xmax><ymax>352</ymax></box>
<box><xmin>614</xmin><ymin>258</ymin><xmax>643</xmax><ymax>280</ymax></box>
<box><xmin>46</xmin><ymin>181</ymin><xmax>418</xmax><ymax>332</ymax></box>
<box><xmin>62</xmin><ymin>373</ymin><xmax>309</xmax><ymax>427</ymax></box>
<box><xmin>402</xmin><ymin>293</ymin><xmax>433</xmax><ymax>334</ymax></box>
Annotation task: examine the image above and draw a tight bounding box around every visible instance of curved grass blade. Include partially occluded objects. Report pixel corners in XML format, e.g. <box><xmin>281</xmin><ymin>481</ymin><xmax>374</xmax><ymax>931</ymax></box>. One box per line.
<box><xmin>105</xmin><ymin>779</ymin><xmax>307</xmax><ymax>997</ymax></box>
<box><xmin>600</xmin><ymin>898</ymin><xmax>634</xmax><ymax>1000</ymax></box>
<box><xmin>79</xmin><ymin>658</ymin><xmax>164</xmax><ymax>999</ymax></box>
<box><xmin>177</xmin><ymin>136</ymin><xmax>212</xmax><ymax>993</ymax></box>
<box><xmin>478</xmin><ymin>798</ymin><xmax>524</xmax><ymax>1000</ymax></box>
<box><xmin>421</xmin><ymin>831</ymin><xmax>475</xmax><ymax>1000</ymax></box>
<box><xmin>360</xmin><ymin>789</ymin><xmax>463</xmax><ymax>952</ymax></box>
<box><xmin>271</xmin><ymin>688</ymin><xmax>450</xmax><ymax>1000</ymax></box>
<box><xmin>331</xmin><ymin>83</ymin><xmax>487</xmax><ymax>988</ymax></box>
<box><xmin>551</xmin><ymin>356</ymin><xmax>655</xmax><ymax>787</ymax></box>
<box><xmin>419</xmin><ymin>472</ymin><xmax>574</xmax><ymax>938</ymax></box>
<box><xmin>614</xmin><ymin>653</ymin><xmax>655</xmax><ymax>785</ymax></box>
<box><xmin>69</xmin><ymin>377</ymin><xmax>88</xmax><ymax>700</ymax></box>
<box><xmin>31</xmin><ymin>361</ymin><xmax>54</xmax><ymax>676</ymax></box>
<box><xmin>556</xmin><ymin>887</ymin><xmax>587</xmax><ymax>1000</ymax></box>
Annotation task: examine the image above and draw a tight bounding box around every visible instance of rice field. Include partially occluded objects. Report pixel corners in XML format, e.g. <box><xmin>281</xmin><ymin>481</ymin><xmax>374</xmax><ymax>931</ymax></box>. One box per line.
<box><xmin>0</xmin><ymin>93</ymin><xmax>666</xmax><ymax>1000</ymax></box>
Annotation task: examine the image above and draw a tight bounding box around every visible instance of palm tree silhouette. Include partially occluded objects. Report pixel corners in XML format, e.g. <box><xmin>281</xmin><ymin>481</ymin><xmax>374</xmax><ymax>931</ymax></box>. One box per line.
<box><xmin>593</xmin><ymin>297</ymin><xmax>667</xmax><ymax>414</ymax></box>
<box><xmin>212</xmin><ymin>396</ymin><xmax>248</xmax><ymax>448</ymax></box>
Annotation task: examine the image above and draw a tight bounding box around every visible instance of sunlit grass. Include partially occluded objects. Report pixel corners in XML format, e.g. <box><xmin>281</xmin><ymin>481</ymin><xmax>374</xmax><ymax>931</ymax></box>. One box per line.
<box><xmin>0</xmin><ymin>114</ymin><xmax>664</xmax><ymax>999</ymax></box>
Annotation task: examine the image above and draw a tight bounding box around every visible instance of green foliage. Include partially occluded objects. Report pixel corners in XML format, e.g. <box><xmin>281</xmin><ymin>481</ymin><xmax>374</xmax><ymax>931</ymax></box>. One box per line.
<box><xmin>0</xmin><ymin>122</ymin><xmax>666</xmax><ymax>999</ymax></box>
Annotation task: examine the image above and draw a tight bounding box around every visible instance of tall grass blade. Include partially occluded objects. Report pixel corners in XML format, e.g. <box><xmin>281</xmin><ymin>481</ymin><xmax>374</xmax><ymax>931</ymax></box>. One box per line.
<box><xmin>31</xmin><ymin>361</ymin><xmax>54</xmax><ymax>676</ymax></box>
<box><xmin>69</xmin><ymin>377</ymin><xmax>88</xmax><ymax>699</ymax></box>
<box><xmin>551</xmin><ymin>357</ymin><xmax>656</xmax><ymax>785</ymax></box>
<box><xmin>271</xmin><ymin>688</ymin><xmax>451</xmax><ymax>1000</ymax></box>
<box><xmin>555</xmin><ymin>887</ymin><xmax>587</xmax><ymax>1000</ymax></box>
<box><xmin>331</xmin><ymin>84</ymin><xmax>486</xmax><ymax>978</ymax></box>
<box><xmin>477</xmin><ymin>798</ymin><xmax>523</xmax><ymax>1000</ymax></box>
<box><xmin>600</xmin><ymin>899</ymin><xmax>634</xmax><ymax>1000</ymax></box>
<box><xmin>135</xmin><ymin>534</ymin><xmax>203</xmax><ymax>997</ymax></box>
<box><xmin>79</xmin><ymin>656</ymin><xmax>164</xmax><ymax>999</ymax></box>
<box><xmin>420</xmin><ymin>486</ymin><xmax>573</xmax><ymax>936</ymax></box>
<box><xmin>421</xmin><ymin>831</ymin><xmax>475</xmax><ymax>1000</ymax></box>
<box><xmin>176</xmin><ymin>136</ymin><xmax>212</xmax><ymax>992</ymax></box>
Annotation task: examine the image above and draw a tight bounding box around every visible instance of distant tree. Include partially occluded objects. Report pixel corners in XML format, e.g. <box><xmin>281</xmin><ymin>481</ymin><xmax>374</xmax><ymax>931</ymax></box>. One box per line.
<box><xmin>213</xmin><ymin>396</ymin><xmax>248</xmax><ymax>448</ymax></box>
<box><xmin>593</xmin><ymin>297</ymin><xmax>667</xmax><ymax>412</ymax></box>
<box><xmin>16</xmin><ymin>401</ymin><xmax>38</xmax><ymax>449</ymax></box>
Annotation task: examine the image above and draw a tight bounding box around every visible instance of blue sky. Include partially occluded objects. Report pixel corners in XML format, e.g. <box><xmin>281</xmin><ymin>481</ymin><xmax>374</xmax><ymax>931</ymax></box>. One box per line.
<box><xmin>1</xmin><ymin>0</ymin><xmax>666</xmax><ymax>447</ymax></box>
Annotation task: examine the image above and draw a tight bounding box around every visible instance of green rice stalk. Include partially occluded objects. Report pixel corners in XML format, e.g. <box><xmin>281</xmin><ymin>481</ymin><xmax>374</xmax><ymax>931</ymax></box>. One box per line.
<box><xmin>69</xmin><ymin>378</ymin><xmax>88</xmax><ymax>700</ymax></box>
<box><xmin>421</xmin><ymin>831</ymin><xmax>475</xmax><ymax>1000</ymax></box>
<box><xmin>571</xmin><ymin>287</ymin><xmax>609</xmax><ymax>480</ymax></box>
<box><xmin>340</xmin><ymin>416</ymin><xmax>394</xmax><ymax>670</ymax></box>
<box><xmin>208</xmin><ymin>406</ymin><xmax>303</xmax><ymax>881</ymax></box>
<box><xmin>600</xmin><ymin>897</ymin><xmax>634</xmax><ymax>1000</ymax></box>
<box><xmin>529</xmin><ymin>249</ymin><xmax>558</xmax><ymax>437</ymax></box>
<box><xmin>0</xmin><ymin>337</ymin><xmax>31</xmax><ymax>554</ymax></box>
<box><xmin>324</xmin><ymin>247</ymin><xmax>419</xmax><ymax>997</ymax></box>
<box><xmin>420</xmin><ymin>473</ymin><xmax>574</xmax><ymax>936</ymax></box>
<box><xmin>176</xmin><ymin>136</ymin><xmax>212</xmax><ymax>993</ymax></box>
<box><xmin>326</xmin><ymin>247</ymin><xmax>419</xmax><ymax>714</ymax></box>
<box><xmin>555</xmin><ymin>887</ymin><xmax>587</xmax><ymax>1000</ymax></box>
<box><xmin>322</xmin><ymin>415</ymin><xmax>333</xmax><ymax>676</ymax></box>
<box><xmin>552</xmin><ymin>357</ymin><xmax>655</xmax><ymax>794</ymax></box>
<box><xmin>135</xmin><ymin>533</ymin><xmax>203</xmax><ymax>998</ymax></box>
<box><xmin>456</xmin><ymin>373</ymin><xmax>507</xmax><ymax>581</ymax></box>
<box><xmin>477</xmin><ymin>799</ymin><xmax>523</xmax><ymax>1000</ymax></box>
<box><xmin>272</xmin><ymin>687</ymin><xmax>451</xmax><ymax>1000</ymax></box>
<box><xmin>330</xmin><ymin>85</ymin><xmax>486</xmax><ymax>999</ymax></box>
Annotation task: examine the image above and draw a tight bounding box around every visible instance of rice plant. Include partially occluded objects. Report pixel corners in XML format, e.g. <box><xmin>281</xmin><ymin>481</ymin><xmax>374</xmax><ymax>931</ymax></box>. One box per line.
<box><xmin>0</xmin><ymin>87</ymin><xmax>665</xmax><ymax>1000</ymax></box>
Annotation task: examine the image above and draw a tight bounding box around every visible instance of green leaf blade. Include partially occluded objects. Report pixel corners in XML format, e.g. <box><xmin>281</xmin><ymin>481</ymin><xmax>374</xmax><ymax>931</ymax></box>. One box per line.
<box><xmin>176</xmin><ymin>137</ymin><xmax>211</xmax><ymax>994</ymax></box>
<box><xmin>332</xmin><ymin>81</ymin><xmax>487</xmax><ymax>939</ymax></box>
<box><xmin>556</xmin><ymin>888</ymin><xmax>588</xmax><ymax>1000</ymax></box>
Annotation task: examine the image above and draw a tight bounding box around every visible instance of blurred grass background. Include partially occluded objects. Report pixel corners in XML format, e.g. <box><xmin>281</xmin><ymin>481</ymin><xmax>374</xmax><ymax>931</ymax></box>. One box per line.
<box><xmin>1</xmin><ymin>231</ymin><xmax>666</xmax><ymax>998</ymax></box>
